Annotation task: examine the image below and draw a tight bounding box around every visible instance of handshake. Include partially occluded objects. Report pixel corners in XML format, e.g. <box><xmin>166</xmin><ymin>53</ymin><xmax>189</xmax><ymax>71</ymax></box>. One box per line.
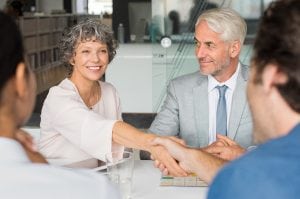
<box><xmin>15</xmin><ymin>127</ymin><xmax>245</xmax><ymax>184</ymax></box>
<box><xmin>148</xmin><ymin>134</ymin><xmax>246</xmax><ymax>184</ymax></box>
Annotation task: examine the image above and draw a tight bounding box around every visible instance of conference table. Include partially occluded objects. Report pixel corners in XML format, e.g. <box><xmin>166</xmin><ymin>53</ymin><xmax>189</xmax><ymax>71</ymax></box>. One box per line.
<box><xmin>23</xmin><ymin>126</ymin><xmax>208</xmax><ymax>199</ymax></box>
<box><xmin>130</xmin><ymin>160</ymin><xmax>208</xmax><ymax>199</ymax></box>
<box><xmin>73</xmin><ymin>159</ymin><xmax>208</xmax><ymax>199</ymax></box>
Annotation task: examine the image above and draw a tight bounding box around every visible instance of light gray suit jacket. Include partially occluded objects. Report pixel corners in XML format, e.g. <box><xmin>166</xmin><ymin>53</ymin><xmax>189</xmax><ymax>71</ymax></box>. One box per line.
<box><xmin>149</xmin><ymin>64</ymin><xmax>253</xmax><ymax>148</ymax></box>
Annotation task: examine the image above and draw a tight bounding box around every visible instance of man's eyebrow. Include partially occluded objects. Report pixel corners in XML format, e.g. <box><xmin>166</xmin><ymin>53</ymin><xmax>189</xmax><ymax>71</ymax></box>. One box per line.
<box><xmin>204</xmin><ymin>41</ymin><xmax>215</xmax><ymax>46</ymax></box>
<box><xmin>194</xmin><ymin>37</ymin><xmax>215</xmax><ymax>45</ymax></box>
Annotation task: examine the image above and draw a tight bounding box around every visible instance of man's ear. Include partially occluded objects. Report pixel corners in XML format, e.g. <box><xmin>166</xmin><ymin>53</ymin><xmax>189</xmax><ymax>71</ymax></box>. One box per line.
<box><xmin>262</xmin><ymin>64</ymin><xmax>288</xmax><ymax>93</ymax></box>
<box><xmin>229</xmin><ymin>40</ymin><xmax>241</xmax><ymax>58</ymax></box>
<box><xmin>15</xmin><ymin>62</ymin><xmax>27</xmax><ymax>98</ymax></box>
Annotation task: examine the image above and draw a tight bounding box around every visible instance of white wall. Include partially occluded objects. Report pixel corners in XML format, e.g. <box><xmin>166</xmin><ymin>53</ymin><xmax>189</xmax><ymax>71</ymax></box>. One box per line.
<box><xmin>105</xmin><ymin>43</ymin><xmax>198</xmax><ymax>113</ymax></box>
<box><xmin>76</xmin><ymin>0</ymin><xmax>88</xmax><ymax>14</ymax></box>
<box><xmin>106</xmin><ymin>44</ymin><xmax>153</xmax><ymax>113</ymax></box>
<box><xmin>0</xmin><ymin>1</ymin><xmax>6</xmax><ymax>10</ymax></box>
<box><xmin>35</xmin><ymin>0</ymin><xmax>89</xmax><ymax>14</ymax></box>
<box><xmin>37</xmin><ymin>0</ymin><xmax>63</xmax><ymax>14</ymax></box>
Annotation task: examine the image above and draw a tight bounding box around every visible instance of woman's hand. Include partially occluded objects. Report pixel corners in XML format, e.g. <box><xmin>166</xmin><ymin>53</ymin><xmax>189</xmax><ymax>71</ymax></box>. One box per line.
<box><xmin>150</xmin><ymin>136</ymin><xmax>188</xmax><ymax>176</ymax></box>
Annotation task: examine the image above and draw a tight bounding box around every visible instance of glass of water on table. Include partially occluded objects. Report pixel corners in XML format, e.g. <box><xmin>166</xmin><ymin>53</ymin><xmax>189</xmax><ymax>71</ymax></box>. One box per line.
<box><xmin>105</xmin><ymin>151</ymin><xmax>134</xmax><ymax>199</ymax></box>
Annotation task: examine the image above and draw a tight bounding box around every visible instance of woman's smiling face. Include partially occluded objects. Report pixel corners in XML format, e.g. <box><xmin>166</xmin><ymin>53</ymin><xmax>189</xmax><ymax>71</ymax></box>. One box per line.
<box><xmin>70</xmin><ymin>38</ymin><xmax>109</xmax><ymax>81</ymax></box>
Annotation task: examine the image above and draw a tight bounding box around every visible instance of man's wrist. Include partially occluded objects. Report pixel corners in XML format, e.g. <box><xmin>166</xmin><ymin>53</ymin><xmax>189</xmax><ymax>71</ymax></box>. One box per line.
<box><xmin>143</xmin><ymin>133</ymin><xmax>157</xmax><ymax>152</ymax></box>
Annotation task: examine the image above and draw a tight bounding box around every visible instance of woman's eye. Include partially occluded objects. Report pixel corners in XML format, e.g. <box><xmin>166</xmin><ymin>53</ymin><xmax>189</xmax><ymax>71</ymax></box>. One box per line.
<box><xmin>82</xmin><ymin>50</ymin><xmax>89</xmax><ymax>53</ymax></box>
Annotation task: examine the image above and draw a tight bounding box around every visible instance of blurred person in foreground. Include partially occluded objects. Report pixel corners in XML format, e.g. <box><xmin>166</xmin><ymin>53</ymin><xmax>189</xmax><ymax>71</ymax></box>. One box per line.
<box><xmin>0</xmin><ymin>11</ymin><xmax>120</xmax><ymax>199</ymax></box>
<box><xmin>152</xmin><ymin>1</ymin><xmax>300</xmax><ymax>198</ymax></box>
<box><xmin>38</xmin><ymin>18</ymin><xmax>186</xmax><ymax>176</ymax></box>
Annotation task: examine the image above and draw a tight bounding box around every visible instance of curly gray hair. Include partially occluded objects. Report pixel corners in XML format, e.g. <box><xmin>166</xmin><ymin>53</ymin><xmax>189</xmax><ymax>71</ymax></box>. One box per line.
<box><xmin>59</xmin><ymin>18</ymin><xmax>118</xmax><ymax>75</ymax></box>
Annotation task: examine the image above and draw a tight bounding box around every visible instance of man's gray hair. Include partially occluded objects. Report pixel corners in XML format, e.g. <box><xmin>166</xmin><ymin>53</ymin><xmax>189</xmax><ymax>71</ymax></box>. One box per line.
<box><xmin>196</xmin><ymin>8</ymin><xmax>247</xmax><ymax>45</ymax></box>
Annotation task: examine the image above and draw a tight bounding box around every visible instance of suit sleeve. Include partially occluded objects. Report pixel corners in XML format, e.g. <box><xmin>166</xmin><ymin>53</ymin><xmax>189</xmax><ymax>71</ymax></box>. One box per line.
<box><xmin>148</xmin><ymin>80</ymin><xmax>180</xmax><ymax>136</ymax></box>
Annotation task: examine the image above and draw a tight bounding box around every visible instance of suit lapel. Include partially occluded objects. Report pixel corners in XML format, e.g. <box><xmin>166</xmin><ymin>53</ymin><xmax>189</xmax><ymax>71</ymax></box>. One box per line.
<box><xmin>228</xmin><ymin>64</ymin><xmax>249</xmax><ymax>139</ymax></box>
<box><xmin>193</xmin><ymin>76</ymin><xmax>209</xmax><ymax>146</ymax></box>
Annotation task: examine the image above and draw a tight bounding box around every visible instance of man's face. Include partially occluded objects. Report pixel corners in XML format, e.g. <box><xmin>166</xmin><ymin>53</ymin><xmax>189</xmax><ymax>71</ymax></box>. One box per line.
<box><xmin>194</xmin><ymin>20</ymin><xmax>237</xmax><ymax>81</ymax></box>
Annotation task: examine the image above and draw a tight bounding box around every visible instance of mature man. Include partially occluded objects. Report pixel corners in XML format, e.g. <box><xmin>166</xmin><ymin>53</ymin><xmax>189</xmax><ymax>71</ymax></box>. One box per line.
<box><xmin>153</xmin><ymin>0</ymin><xmax>300</xmax><ymax>198</ymax></box>
<box><xmin>144</xmin><ymin>8</ymin><xmax>252</xmax><ymax>160</ymax></box>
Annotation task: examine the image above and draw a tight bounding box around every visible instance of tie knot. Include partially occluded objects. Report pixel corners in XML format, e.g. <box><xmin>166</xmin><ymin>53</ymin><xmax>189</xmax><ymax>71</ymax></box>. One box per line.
<box><xmin>216</xmin><ymin>85</ymin><xmax>228</xmax><ymax>97</ymax></box>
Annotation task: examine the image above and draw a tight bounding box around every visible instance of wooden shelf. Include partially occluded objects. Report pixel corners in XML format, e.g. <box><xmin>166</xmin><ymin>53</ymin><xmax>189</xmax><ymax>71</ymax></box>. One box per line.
<box><xmin>19</xmin><ymin>14</ymin><xmax>110</xmax><ymax>92</ymax></box>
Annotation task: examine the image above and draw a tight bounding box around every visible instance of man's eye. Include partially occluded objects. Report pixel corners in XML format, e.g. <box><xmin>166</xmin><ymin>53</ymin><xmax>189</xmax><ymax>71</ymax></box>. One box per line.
<box><xmin>206</xmin><ymin>42</ymin><xmax>215</xmax><ymax>48</ymax></box>
<box><xmin>82</xmin><ymin>50</ymin><xmax>89</xmax><ymax>53</ymax></box>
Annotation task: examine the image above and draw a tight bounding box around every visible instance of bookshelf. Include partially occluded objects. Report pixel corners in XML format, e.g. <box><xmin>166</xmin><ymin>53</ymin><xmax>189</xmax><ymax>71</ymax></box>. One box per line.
<box><xmin>18</xmin><ymin>14</ymin><xmax>112</xmax><ymax>94</ymax></box>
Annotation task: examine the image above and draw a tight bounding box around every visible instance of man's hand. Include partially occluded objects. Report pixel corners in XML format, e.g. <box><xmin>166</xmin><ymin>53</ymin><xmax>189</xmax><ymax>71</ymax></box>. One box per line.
<box><xmin>149</xmin><ymin>139</ymin><xmax>187</xmax><ymax>177</ymax></box>
<box><xmin>151</xmin><ymin>136</ymin><xmax>187</xmax><ymax>175</ymax></box>
<box><xmin>203</xmin><ymin>134</ymin><xmax>246</xmax><ymax>161</ymax></box>
<box><xmin>15</xmin><ymin>129</ymin><xmax>48</xmax><ymax>164</ymax></box>
<box><xmin>152</xmin><ymin>136</ymin><xmax>228</xmax><ymax>184</ymax></box>
<box><xmin>151</xmin><ymin>137</ymin><xmax>195</xmax><ymax>174</ymax></box>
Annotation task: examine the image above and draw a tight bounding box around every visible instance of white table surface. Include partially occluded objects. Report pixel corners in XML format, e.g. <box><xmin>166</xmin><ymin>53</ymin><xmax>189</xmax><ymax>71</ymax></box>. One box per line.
<box><xmin>131</xmin><ymin>160</ymin><xmax>208</xmax><ymax>199</ymax></box>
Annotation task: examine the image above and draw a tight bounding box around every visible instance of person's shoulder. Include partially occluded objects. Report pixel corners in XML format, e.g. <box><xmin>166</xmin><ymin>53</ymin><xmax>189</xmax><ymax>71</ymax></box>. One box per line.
<box><xmin>99</xmin><ymin>81</ymin><xmax>116</xmax><ymax>90</ymax></box>
<box><xmin>170</xmin><ymin>71</ymin><xmax>205</xmax><ymax>85</ymax></box>
<box><xmin>44</xmin><ymin>78</ymin><xmax>79</xmax><ymax>105</ymax></box>
<box><xmin>240</xmin><ymin>63</ymin><xmax>250</xmax><ymax>70</ymax></box>
<box><xmin>209</xmin><ymin>143</ymin><xmax>300</xmax><ymax>199</ymax></box>
<box><xmin>99</xmin><ymin>81</ymin><xmax>118</xmax><ymax>94</ymax></box>
<box><xmin>208</xmin><ymin>152</ymin><xmax>263</xmax><ymax>199</ymax></box>
<box><xmin>48</xmin><ymin>78</ymin><xmax>76</xmax><ymax>95</ymax></box>
<box><xmin>239</xmin><ymin>63</ymin><xmax>250</xmax><ymax>80</ymax></box>
<box><xmin>19</xmin><ymin>164</ymin><xmax>120</xmax><ymax>198</ymax></box>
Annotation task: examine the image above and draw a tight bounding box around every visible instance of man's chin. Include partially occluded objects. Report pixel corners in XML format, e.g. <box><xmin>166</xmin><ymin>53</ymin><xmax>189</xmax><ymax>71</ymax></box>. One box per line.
<box><xmin>199</xmin><ymin>68</ymin><xmax>212</xmax><ymax>76</ymax></box>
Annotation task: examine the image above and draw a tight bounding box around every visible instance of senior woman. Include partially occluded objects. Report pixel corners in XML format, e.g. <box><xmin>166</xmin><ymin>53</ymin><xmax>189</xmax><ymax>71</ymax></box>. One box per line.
<box><xmin>0</xmin><ymin>12</ymin><xmax>121</xmax><ymax>198</ymax></box>
<box><xmin>38</xmin><ymin>18</ymin><xmax>185</xmax><ymax>176</ymax></box>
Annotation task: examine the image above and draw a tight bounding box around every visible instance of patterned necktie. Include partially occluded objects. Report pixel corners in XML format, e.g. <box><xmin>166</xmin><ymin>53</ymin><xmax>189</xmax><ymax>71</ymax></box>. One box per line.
<box><xmin>216</xmin><ymin>85</ymin><xmax>228</xmax><ymax>136</ymax></box>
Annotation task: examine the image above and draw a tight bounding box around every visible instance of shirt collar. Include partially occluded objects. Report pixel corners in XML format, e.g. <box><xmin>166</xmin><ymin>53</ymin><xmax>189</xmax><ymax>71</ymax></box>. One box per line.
<box><xmin>0</xmin><ymin>137</ymin><xmax>31</xmax><ymax>163</ymax></box>
<box><xmin>208</xmin><ymin>63</ymin><xmax>240</xmax><ymax>92</ymax></box>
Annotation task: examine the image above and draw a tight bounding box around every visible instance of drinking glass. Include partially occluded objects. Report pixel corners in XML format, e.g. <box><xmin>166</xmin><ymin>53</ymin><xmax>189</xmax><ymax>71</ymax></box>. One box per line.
<box><xmin>105</xmin><ymin>151</ymin><xmax>134</xmax><ymax>199</ymax></box>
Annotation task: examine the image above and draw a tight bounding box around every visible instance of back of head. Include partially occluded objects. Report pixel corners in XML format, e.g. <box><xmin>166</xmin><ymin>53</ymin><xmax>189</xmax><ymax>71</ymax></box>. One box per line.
<box><xmin>196</xmin><ymin>8</ymin><xmax>247</xmax><ymax>45</ymax></box>
<box><xmin>253</xmin><ymin>0</ymin><xmax>300</xmax><ymax>113</ymax></box>
<box><xmin>0</xmin><ymin>11</ymin><xmax>24</xmax><ymax>95</ymax></box>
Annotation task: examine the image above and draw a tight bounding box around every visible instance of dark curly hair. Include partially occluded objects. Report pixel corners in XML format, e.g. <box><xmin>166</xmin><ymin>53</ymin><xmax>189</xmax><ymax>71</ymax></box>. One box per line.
<box><xmin>252</xmin><ymin>0</ymin><xmax>300</xmax><ymax>113</ymax></box>
<box><xmin>59</xmin><ymin>18</ymin><xmax>118</xmax><ymax>75</ymax></box>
